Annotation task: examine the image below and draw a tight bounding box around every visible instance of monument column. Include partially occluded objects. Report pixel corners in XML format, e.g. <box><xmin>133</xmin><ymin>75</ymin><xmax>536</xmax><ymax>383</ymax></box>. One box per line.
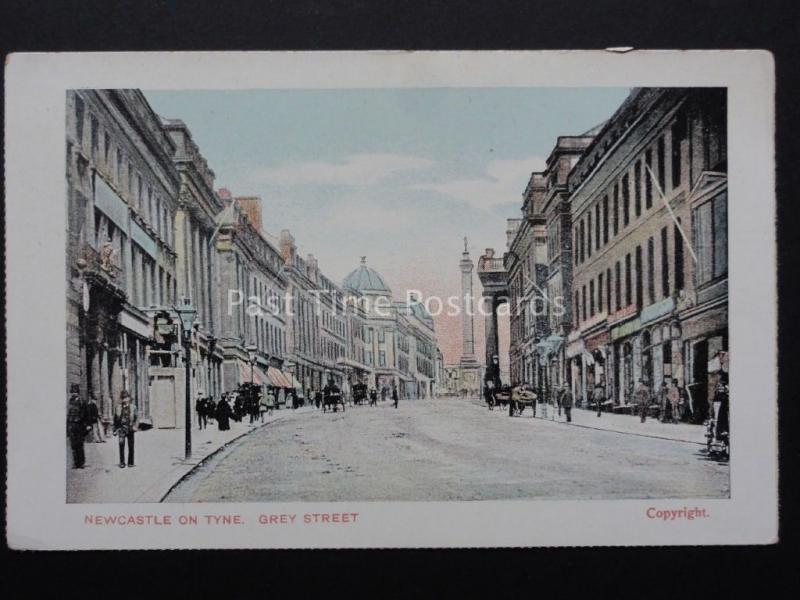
<box><xmin>458</xmin><ymin>237</ymin><xmax>481</xmax><ymax>397</ymax></box>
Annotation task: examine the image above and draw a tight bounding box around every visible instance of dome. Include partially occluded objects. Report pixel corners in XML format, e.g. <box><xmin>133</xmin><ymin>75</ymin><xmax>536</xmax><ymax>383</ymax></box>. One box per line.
<box><xmin>342</xmin><ymin>257</ymin><xmax>392</xmax><ymax>294</ymax></box>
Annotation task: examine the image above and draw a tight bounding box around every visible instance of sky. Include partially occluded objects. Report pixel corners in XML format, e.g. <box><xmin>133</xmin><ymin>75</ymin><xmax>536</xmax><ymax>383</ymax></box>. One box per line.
<box><xmin>144</xmin><ymin>87</ymin><xmax>630</xmax><ymax>367</ymax></box>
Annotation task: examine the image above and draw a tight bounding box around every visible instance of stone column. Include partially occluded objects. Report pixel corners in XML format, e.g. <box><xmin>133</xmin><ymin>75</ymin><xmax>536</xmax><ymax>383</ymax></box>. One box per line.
<box><xmin>459</xmin><ymin>244</ymin><xmax>476</xmax><ymax>360</ymax></box>
<box><xmin>484</xmin><ymin>294</ymin><xmax>498</xmax><ymax>366</ymax></box>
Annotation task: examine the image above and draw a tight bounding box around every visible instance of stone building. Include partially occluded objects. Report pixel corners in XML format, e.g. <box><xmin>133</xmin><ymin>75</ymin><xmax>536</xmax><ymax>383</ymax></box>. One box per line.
<box><xmin>216</xmin><ymin>192</ymin><xmax>290</xmax><ymax>397</ymax></box>
<box><xmin>66</xmin><ymin>89</ymin><xmax>180</xmax><ymax>428</ymax></box>
<box><xmin>142</xmin><ymin>119</ymin><xmax>226</xmax><ymax>428</ymax></box>
<box><xmin>280</xmin><ymin>229</ymin><xmax>340</xmax><ymax>396</ymax></box>
<box><xmin>567</xmin><ymin>87</ymin><xmax>727</xmax><ymax>419</ymax></box>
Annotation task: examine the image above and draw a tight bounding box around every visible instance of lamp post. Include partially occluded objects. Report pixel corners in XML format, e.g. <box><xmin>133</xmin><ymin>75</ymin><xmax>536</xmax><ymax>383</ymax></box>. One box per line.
<box><xmin>174</xmin><ymin>297</ymin><xmax>197</xmax><ymax>460</ymax></box>
<box><xmin>246</xmin><ymin>343</ymin><xmax>258</xmax><ymax>386</ymax></box>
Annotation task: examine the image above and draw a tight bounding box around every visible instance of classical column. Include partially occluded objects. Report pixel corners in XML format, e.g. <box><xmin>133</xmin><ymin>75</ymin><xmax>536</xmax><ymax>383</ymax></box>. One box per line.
<box><xmin>459</xmin><ymin>239</ymin><xmax>477</xmax><ymax>361</ymax></box>
<box><xmin>483</xmin><ymin>293</ymin><xmax>498</xmax><ymax>375</ymax></box>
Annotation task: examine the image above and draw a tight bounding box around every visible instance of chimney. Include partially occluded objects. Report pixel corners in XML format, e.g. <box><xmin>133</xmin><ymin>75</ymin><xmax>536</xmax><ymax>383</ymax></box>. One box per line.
<box><xmin>234</xmin><ymin>196</ymin><xmax>262</xmax><ymax>233</ymax></box>
<box><xmin>279</xmin><ymin>229</ymin><xmax>296</xmax><ymax>265</ymax></box>
<box><xmin>306</xmin><ymin>254</ymin><xmax>318</xmax><ymax>283</ymax></box>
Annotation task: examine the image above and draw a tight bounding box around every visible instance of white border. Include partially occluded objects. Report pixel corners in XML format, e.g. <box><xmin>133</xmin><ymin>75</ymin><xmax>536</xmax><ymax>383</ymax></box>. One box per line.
<box><xmin>5</xmin><ymin>51</ymin><xmax>777</xmax><ymax>549</ymax></box>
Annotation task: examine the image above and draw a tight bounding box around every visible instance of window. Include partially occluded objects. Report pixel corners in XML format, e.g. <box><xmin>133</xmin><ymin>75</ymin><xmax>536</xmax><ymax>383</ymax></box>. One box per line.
<box><xmin>613</xmin><ymin>184</ymin><xmax>619</xmax><ymax>236</ymax></box>
<box><xmin>595</xmin><ymin>204</ymin><xmax>601</xmax><ymax>250</ymax></box>
<box><xmin>657</xmin><ymin>136</ymin><xmax>666</xmax><ymax>193</ymax></box>
<box><xmin>75</xmin><ymin>95</ymin><xmax>85</xmax><ymax>141</ymax></box>
<box><xmin>90</xmin><ymin>115</ymin><xmax>99</xmax><ymax>158</ymax></box>
<box><xmin>674</xmin><ymin>220</ymin><xmax>685</xmax><ymax>291</ymax></box>
<box><xmin>634</xmin><ymin>160</ymin><xmax>642</xmax><ymax>217</ymax></box>
<box><xmin>606</xmin><ymin>268</ymin><xmax>612</xmax><ymax>314</ymax></box>
<box><xmin>378</xmin><ymin>329</ymin><xmax>385</xmax><ymax>343</ymax></box>
<box><xmin>104</xmin><ymin>131</ymin><xmax>111</xmax><ymax>165</ymax></box>
<box><xmin>598</xmin><ymin>272</ymin><xmax>604</xmax><ymax>313</ymax></box>
<box><xmin>582</xmin><ymin>285</ymin><xmax>587</xmax><ymax>323</ymax></box>
<box><xmin>625</xmin><ymin>253</ymin><xmax>632</xmax><ymax>306</ymax></box>
<box><xmin>574</xmin><ymin>226</ymin><xmax>579</xmax><ymax>266</ymax></box>
<box><xmin>602</xmin><ymin>196</ymin><xmax>609</xmax><ymax>244</ymax></box>
<box><xmin>661</xmin><ymin>226</ymin><xmax>670</xmax><ymax>298</ymax></box>
<box><xmin>575</xmin><ymin>292</ymin><xmax>580</xmax><ymax>326</ymax></box>
<box><xmin>587</xmin><ymin>214</ymin><xmax>592</xmax><ymax>258</ymax></box>
<box><xmin>116</xmin><ymin>149</ymin><xmax>123</xmax><ymax>183</ymax></box>
<box><xmin>671</xmin><ymin>112</ymin><xmax>687</xmax><ymax>189</ymax></box>
<box><xmin>694</xmin><ymin>190</ymin><xmax>728</xmax><ymax>284</ymax></box>
<box><xmin>379</xmin><ymin>351</ymin><xmax>386</xmax><ymax>367</ymax></box>
<box><xmin>579</xmin><ymin>220</ymin><xmax>585</xmax><ymax>263</ymax></box>
<box><xmin>647</xmin><ymin>237</ymin><xmax>656</xmax><ymax>304</ymax></box>
<box><xmin>615</xmin><ymin>261</ymin><xmax>621</xmax><ymax>311</ymax></box>
<box><xmin>635</xmin><ymin>245</ymin><xmax>643</xmax><ymax>310</ymax></box>
<box><xmin>590</xmin><ymin>280</ymin><xmax>595</xmax><ymax>317</ymax></box>
<box><xmin>622</xmin><ymin>174</ymin><xmax>630</xmax><ymax>226</ymax></box>
<box><xmin>645</xmin><ymin>149</ymin><xmax>653</xmax><ymax>209</ymax></box>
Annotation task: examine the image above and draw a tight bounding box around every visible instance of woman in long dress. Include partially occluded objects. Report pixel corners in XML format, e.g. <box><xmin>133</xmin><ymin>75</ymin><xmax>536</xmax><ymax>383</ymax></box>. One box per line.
<box><xmin>216</xmin><ymin>395</ymin><xmax>232</xmax><ymax>431</ymax></box>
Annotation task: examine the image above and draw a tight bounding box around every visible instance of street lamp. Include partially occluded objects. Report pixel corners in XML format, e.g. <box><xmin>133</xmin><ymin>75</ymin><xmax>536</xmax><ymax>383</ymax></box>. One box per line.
<box><xmin>174</xmin><ymin>297</ymin><xmax>197</xmax><ymax>460</ymax></box>
<box><xmin>246</xmin><ymin>343</ymin><xmax>258</xmax><ymax>387</ymax></box>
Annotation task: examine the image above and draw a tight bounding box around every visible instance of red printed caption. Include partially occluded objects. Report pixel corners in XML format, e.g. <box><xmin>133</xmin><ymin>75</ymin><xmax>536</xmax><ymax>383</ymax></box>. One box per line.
<box><xmin>84</xmin><ymin>512</ymin><xmax>358</xmax><ymax>527</ymax></box>
<box><xmin>646</xmin><ymin>507</ymin><xmax>710</xmax><ymax>521</ymax></box>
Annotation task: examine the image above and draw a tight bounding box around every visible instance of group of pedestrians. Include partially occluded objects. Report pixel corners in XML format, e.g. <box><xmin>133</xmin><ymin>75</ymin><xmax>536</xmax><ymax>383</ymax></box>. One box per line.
<box><xmin>67</xmin><ymin>385</ymin><xmax>138</xmax><ymax>470</ymax></box>
<box><xmin>633</xmin><ymin>379</ymin><xmax>692</xmax><ymax>424</ymax></box>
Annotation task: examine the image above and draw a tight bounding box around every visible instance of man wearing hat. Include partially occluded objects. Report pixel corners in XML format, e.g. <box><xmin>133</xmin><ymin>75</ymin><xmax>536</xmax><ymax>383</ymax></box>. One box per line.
<box><xmin>67</xmin><ymin>384</ymin><xmax>89</xmax><ymax>468</ymax></box>
<box><xmin>113</xmin><ymin>390</ymin><xmax>139</xmax><ymax>468</ymax></box>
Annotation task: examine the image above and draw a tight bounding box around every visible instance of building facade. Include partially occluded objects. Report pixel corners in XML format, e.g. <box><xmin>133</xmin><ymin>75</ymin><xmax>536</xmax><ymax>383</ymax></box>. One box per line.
<box><xmin>216</xmin><ymin>192</ymin><xmax>289</xmax><ymax>396</ymax></box>
<box><xmin>66</xmin><ymin>89</ymin><xmax>180</xmax><ymax>428</ymax></box>
<box><xmin>568</xmin><ymin>87</ymin><xmax>727</xmax><ymax>420</ymax></box>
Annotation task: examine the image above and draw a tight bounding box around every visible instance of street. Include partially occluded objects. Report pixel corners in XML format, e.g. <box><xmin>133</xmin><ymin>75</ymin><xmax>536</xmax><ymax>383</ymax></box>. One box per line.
<box><xmin>164</xmin><ymin>397</ymin><xmax>729</xmax><ymax>502</ymax></box>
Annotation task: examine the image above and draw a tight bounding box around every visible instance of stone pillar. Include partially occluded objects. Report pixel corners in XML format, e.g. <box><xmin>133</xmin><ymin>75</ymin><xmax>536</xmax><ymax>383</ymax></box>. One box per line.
<box><xmin>484</xmin><ymin>293</ymin><xmax>498</xmax><ymax>371</ymax></box>
<box><xmin>459</xmin><ymin>243</ymin><xmax>476</xmax><ymax>360</ymax></box>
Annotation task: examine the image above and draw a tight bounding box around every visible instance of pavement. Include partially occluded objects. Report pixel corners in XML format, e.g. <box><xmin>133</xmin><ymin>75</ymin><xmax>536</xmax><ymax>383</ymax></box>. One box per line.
<box><xmin>482</xmin><ymin>400</ymin><xmax>708</xmax><ymax>445</ymax></box>
<box><xmin>165</xmin><ymin>397</ymin><xmax>728</xmax><ymax>503</ymax></box>
<box><xmin>66</xmin><ymin>407</ymin><xmax>309</xmax><ymax>503</ymax></box>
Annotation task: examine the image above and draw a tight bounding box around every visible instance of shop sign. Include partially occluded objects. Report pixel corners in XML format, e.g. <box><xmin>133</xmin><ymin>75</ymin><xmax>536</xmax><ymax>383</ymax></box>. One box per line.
<box><xmin>585</xmin><ymin>330</ymin><xmax>609</xmax><ymax>352</ymax></box>
<box><xmin>610</xmin><ymin>317</ymin><xmax>641</xmax><ymax>342</ymax></box>
<box><xmin>640</xmin><ymin>297</ymin><xmax>674</xmax><ymax>325</ymax></box>
<box><xmin>119</xmin><ymin>309</ymin><xmax>152</xmax><ymax>339</ymax></box>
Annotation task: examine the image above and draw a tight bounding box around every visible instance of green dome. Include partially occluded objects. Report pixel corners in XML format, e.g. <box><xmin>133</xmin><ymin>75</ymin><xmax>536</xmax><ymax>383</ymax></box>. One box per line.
<box><xmin>343</xmin><ymin>257</ymin><xmax>392</xmax><ymax>294</ymax></box>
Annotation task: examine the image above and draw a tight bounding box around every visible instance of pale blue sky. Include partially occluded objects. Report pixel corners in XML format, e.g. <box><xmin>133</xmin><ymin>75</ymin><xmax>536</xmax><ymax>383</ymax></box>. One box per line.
<box><xmin>144</xmin><ymin>87</ymin><xmax>630</xmax><ymax>363</ymax></box>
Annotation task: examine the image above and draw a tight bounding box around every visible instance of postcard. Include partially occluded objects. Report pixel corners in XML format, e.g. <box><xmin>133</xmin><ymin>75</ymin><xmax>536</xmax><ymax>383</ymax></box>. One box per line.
<box><xmin>5</xmin><ymin>50</ymin><xmax>777</xmax><ymax>548</ymax></box>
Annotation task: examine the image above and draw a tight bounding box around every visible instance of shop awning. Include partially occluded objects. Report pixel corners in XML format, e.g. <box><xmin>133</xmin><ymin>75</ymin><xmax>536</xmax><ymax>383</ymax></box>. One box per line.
<box><xmin>266</xmin><ymin>366</ymin><xmax>293</xmax><ymax>389</ymax></box>
<box><xmin>238</xmin><ymin>361</ymin><xmax>265</xmax><ymax>385</ymax></box>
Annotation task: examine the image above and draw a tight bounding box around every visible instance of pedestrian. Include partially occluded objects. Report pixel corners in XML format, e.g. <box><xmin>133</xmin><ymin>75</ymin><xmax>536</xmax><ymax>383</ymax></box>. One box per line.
<box><xmin>485</xmin><ymin>379</ymin><xmax>496</xmax><ymax>410</ymax></box>
<box><xmin>259</xmin><ymin>392</ymin><xmax>268</xmax><ymax>422</ymax></box>
<box><xmin>392</xmin><ymin>385</ymin><xmax>399</xmax><ymax>409</ymax></box>
<box><xmin>67</xmin><ymin>384</ymin><xmax>89</xmax><ymax>469</ymax></box>
<box><xmin>87</xmin><ymin>392</ymin><xmax>105</xmax><ymax>442</ymax></box>
<box><xmin>216</xmin><ymin>394</ymin><xmax>232</xmax><ymax>431</ymax></box>
<box><xmin>634</xmin><ymin>379</ymin><xmax>651</xmax><ymax>423</ymax></box>
<box><xmin>266</xmin><ymin>388</ymin><xmax>276</xmax><ymax>415</ymax></box>
<box><xmin>206</xmin><ymin>397</ymin><xmax>217</xmax><ymax>424</ymax></box>
<box><xmin>369</xmin><ymin>388</ymin><xmax>378</xmax><ymax>407</ymax></box>
<box><xmin>560</xmin><ymin>384</ymin><xmax>574</xmax><ymax>422</ymax></box>
<box><xmin>113</xmin><ymin>390</ymin><xmax>138</xmax><ymax>468</ymax></box>
<box><xmin>667</xmin><ymin>379</ymin><xmax>681</xmax><ymax>423</ymax></box>
<box><xmin>196</xmin><ymin>392</ymin><xmax>207</xmax><ymax>430</ymax></box>
<box><xmin>593</xmin><ymin>380</ymin><xmax>605</xmax><ymax>417</ymax></box>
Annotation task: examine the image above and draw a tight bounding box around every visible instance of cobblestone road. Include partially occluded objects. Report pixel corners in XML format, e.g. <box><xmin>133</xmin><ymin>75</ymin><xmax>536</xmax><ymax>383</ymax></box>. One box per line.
<box><xmin>165</xmin><ymin>397</ymin><xmax>729</xmax><ymax>502</ymax></box>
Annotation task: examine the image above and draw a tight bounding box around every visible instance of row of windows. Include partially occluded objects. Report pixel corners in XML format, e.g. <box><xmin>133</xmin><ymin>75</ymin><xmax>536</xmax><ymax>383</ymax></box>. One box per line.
<box><xmin>574</xmin><ymin>116</ymin><xmax>687</xmax><ymax>268</ymax></box>
<box><xmin>75</xmin><ymin>95</ymin><xmax>175</xmax><ymax>251</ymax></box>
<box><xmin>253</xmin><ymin>315</ymin><xmax>285</xmax><ymax>357</ymax></box>
<box><xmin>574</xmin><ymin>223</ymin><xmax>686</xmax><ymax>328</ymax></box>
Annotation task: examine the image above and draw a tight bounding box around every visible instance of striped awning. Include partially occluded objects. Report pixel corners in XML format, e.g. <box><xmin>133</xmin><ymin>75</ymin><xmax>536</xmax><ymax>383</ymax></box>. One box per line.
<box><xmin>266</xmin><ymin>366</ymin><xmax>293</xmax><ymax>389</ymax></box>
<box><xmin>238</xmin><ymin>361</ymin><xmax>265</xmax><ymax>385</ymax></box>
